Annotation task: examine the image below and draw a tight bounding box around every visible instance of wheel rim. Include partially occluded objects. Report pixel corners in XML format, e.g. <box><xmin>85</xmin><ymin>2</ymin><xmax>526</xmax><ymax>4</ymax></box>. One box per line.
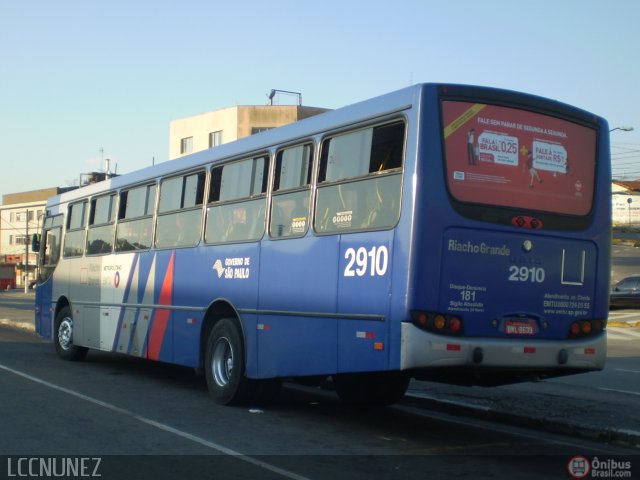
<box><xmin>58</xmin><ymin>317</ymin><xmax>74</xmax><ymax>351</ymax></box>
<box><xmin>211</xmin><ymin>337</ymin><xmax>234</xmax><ymax>387</ymax></box>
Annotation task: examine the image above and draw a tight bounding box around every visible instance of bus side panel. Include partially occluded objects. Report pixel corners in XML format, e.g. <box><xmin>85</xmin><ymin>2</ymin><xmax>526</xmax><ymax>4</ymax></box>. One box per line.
<box><xmin>71</xmin><ymin>254</ymin><xmax>139</xmax><ymax>352</ymax></box>
<box><xmin>203</xmin><ymin>242</ymin><xmax>262</xmax><ymax>374</ymax></box>
<box><xmin>336</xmin><ymin>231</ymin><xmax>395</xmax><ymax>373</ymax></box>
<box><xmin>145</xmin><ymin>250</ymin><xmax>176</xmax><ymax>363</ymax></box>
<box><xmin>171</xmin><ymin>247</ymin><xmax>214</xmax><ymax>367</ymax></box>
<box><xmin>115</xmin><ymin>252</ymin><xmax>159</xmax><ymax>359</ymax></box>
<box><xmin>256</xmin><ymin>236</ymin><xmax>339</xmax><ymax>378</ymax></box>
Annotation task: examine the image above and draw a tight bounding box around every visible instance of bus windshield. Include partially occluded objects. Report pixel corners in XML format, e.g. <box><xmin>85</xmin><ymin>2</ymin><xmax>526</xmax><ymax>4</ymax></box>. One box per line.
<box><xmin>442</xmin><ymin>101</ymin><xmax>597</xmax><ymax>216</ymax></box>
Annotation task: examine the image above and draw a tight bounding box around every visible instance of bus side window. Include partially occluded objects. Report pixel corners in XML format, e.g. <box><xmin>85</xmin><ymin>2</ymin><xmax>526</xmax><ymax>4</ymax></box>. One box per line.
<box><xmin>205</xmin><ymin>156</ymin><xmax>268</xmax><ymax>244</ymax></box>
<box><xmin>315</xmin><ymin>121</ymin><xmax>405</xmax><ymax>234</ymax></box>
<box><xmin>86</xmin><ymin>194</ymin><xmax>116</xmax><ymax>255</ymax></box>
<box><xmin>39</xmin><ymin>215</ymin><xmax>63</xmax><ymax>283</ymax></box>
<box><xmin>63</xmin><ymin>201</ymin><xmax>87</xmax><ymax>257</ymax></box>
<box><xmin>270</xmin><ymin>143</ymin><xmax>313</xmax><ymax>239</ymax></box>
<box><xmin>116</xmin><ymin>184</ymin><xmax>156</xmax><ymax>252</ymax></box>
<box><xmin>155</xmin><ymin>172</ymin><xmax>205</xmax><ymax>249</ymax></box>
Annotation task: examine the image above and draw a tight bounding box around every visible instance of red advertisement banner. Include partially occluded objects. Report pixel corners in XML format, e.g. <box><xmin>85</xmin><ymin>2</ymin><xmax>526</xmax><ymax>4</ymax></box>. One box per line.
<box><xmin>442</xmin><ymin>101</ymin><xmax>597</xmax><ymax>216</ymax></box>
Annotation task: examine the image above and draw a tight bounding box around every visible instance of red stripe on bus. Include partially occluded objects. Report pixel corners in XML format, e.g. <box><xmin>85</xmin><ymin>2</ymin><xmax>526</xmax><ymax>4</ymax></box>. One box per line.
<box><xmin>147</xmin><ymin>252</ymin><xmax>175</xmax><ymax>360</ymax></box>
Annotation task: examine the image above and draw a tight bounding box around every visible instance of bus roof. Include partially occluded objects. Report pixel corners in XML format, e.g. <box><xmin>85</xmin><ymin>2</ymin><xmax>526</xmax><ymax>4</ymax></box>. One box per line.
<box><xmin>47</xmin><ymin>84</ymin><xmax>423</xmax><ymax>207</ymax></box>
<box><xmin>47</xmin><ymin>82</ymin><xmax>602</xmax><ymax>207</ymax></box>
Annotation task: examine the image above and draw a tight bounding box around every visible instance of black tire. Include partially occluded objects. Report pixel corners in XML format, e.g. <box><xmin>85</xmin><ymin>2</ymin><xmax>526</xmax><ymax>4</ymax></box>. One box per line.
<box><xmin>54</xmin><ymin>306</ymin><xmax>89</xmax><ymax>361</ymax></box>
<box><xmin>204</xmin><ymin>318</ymin><xmax>281</xmax><ymax>405</ymax></box>
<box><xmin>334</xmin><ymin>371</ymin><xmax>409</xmax><ymax>406</ymax></box>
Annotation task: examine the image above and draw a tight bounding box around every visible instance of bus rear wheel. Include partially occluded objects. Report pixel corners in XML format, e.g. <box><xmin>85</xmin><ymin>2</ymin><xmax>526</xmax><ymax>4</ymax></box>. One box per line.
<box><xmin>54</xmin><ymin>306</ymin><xmax>88</xmax><ymax>361</ymax></box>
<box><xmin>204</xmin><ymin>318</ymin><xmax>280</xmax><ymax>405</ymax></box>
<box><xmin>334</xmin><ymin>371</ymin><xmax>409</xmax><ymax>406</ymax></box>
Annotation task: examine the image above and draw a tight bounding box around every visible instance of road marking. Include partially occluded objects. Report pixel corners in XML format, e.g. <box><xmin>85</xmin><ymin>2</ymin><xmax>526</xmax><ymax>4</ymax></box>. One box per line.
<box><xmin>598</xmin><ymin>387</ymin><xmax>640</xmax><ymax>397</ymax></box>
<box><xmin>406</xmin><ymin>391</ymin><xmax>491</xmax><ymax>411</ymax></box>
<box><xmin>0</xmin><ymin>362</ymin><xmax>310</xmax><ymax>480</ymax></box>
<box><xmin>0</xmin><ymin>318</ymin><xmax>35</xmax><ymax>332</ymax></box>
<box><xmin>608</xmin><ymin>312</ymin><xmax>639</xmax><ymax>320</ymax></box>
<box><xmin>606</xmin><ymin>328</ymin><xmax>640</xmax><ymax>341</ymax></box>
<box><xmin>616</xmin><ymin>328</ymin><xmax>640</xmax><ymax>338</ymax></box>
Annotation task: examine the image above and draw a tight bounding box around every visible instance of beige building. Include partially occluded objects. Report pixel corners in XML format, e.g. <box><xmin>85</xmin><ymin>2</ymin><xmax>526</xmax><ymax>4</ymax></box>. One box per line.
<box><xmin>612</xmin><ymin>181</ymin><xmax>640</xmax><ymax>226</ymax></box>
<box><xmin>169</xmin><ymin>105</ymin><xmax>330</xmax><ymax>159</ymax></box>
<box><xmin>0</xmin><ymin>187</ymin><xmax>74</xmax><ymax>288</ymax></box>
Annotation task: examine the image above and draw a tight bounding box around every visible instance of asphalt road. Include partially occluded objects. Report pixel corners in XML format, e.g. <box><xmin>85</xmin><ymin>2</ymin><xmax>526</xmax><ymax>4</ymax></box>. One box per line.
<box><xmin>0</xmin><ymin>292</ymin><xmax>639</xmax><ymax>479</ymax></box>
<box><xmin>0</xmin><ymin>324</ymin><xmax>636</xmax><ymax>480</ymax></box>
<box><xmin>611</xmin><ymin>243</ymin><xmax>640</xmax><ymax>283</ymax></box>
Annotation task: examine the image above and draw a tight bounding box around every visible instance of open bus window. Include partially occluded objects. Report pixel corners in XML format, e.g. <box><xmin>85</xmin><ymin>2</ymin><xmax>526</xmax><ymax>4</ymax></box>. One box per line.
<box><xmin>208</xmin><ymin>156</ymin><xmax>268</xmax><ymax>203</ymax></box>
<box><xmin>441</xmin><ymin>101</ymin><xmax>597</xmax><ymax>220</ymax></box>
<box><xmin>155</xmin><ymin>172</ymin><xmax>205</xmax><ymax>249</ymax></box>
<box><xmin>315</xmin><ymin>121</ymin><xmax>405</xmax><ymax>234</ymax></box>
<box><xmin>270</xmin><ymin>143</ymin><xmax>313</xmax><ymax>239</ymax></box>
<box><xmin>205</xmin><ymin>156</ymin><xmax>268</xmax><ymax>244</ymax></box>
<box><xmin>116</xmin><ymin>183</ymin><xmax>156</xmax><ymax>252</ymax></box>
<box><xmin>158</xmin><ymin>171</ymin><xmax>205</xmax><ymax>212</ymax></box>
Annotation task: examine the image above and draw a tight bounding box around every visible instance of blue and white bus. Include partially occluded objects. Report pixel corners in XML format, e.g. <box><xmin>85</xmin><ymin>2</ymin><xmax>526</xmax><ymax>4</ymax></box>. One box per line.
<box><xmin>34</xmin><ymin>83</ymin><xmax>611</xmax><ymax>405</ymax></box>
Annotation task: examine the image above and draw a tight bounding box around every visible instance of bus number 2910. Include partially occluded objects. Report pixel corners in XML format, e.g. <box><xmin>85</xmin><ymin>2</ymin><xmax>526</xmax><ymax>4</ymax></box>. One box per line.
<box><xmin>344</xmin><ymin>246</ymin><xmax>389</xmax><ymax>277</ymax></box>
<box><xmin>508</xmin><ymin>265</ymin><xmax>545</xmax><ymax>283</ymax></box>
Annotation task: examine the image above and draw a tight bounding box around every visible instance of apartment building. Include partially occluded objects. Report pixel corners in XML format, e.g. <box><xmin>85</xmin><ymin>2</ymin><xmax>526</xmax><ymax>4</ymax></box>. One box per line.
<box><xmin>169</xmin><ymin>104</ymin><xmax>329</xmax><ymax>159</ymax></box>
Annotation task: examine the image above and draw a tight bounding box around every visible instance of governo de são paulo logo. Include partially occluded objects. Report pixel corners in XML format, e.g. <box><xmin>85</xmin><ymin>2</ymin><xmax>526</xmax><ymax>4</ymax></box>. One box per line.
<box><xmin>212</xmin><ymin>259</ymin><xmax>224</xmax><ymax>278</ymax></box>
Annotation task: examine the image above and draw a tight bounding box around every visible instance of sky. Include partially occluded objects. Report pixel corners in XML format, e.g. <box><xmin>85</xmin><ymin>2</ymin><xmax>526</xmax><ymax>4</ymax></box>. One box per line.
<box><xmin>1</xmin><ymin>0</ymin><xmax>639</xmax><ymax>200</ymax></box>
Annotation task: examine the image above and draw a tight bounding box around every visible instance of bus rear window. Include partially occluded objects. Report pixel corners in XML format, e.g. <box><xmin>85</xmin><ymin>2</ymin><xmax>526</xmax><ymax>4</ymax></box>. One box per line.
<box><xmin>442</xmin><ymin>101</ymin><xmax>597</xmax><ymax>217</ymax></box>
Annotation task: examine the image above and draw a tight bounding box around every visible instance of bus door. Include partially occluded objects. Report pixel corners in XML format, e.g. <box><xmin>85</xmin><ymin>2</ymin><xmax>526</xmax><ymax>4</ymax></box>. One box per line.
<box><xmin>75</xmin><ymin>257</ymin><xmax>113</xmax><ymax>350</ymax></box>
<box><xmin>35</xmin><ymin>215</ymin><xmax>63</xmax><ymax>339</ymax></box>
<box><xmin>84</xmin><ymin>193</ymin><xmax>122</xmax><ymax>352</ymax></box>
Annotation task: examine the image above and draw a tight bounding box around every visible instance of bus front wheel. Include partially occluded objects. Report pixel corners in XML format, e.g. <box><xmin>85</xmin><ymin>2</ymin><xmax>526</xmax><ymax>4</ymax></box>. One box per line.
<box><xmin>54</xmin><ymin>306</ymin><xmax>88</xmax><ymax>361</ymax></box>
<box><xmin>334</xmin><ymin>372</ymin><xmax>409</xmax><ymax>405</ymax></box>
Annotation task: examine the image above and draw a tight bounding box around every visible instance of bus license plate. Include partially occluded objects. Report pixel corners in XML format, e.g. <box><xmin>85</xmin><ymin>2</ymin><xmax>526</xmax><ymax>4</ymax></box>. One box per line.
<box><xmin>505</xmin><ymin>319</ymin><xmax>537</xmax><ymax>335</ymax></box>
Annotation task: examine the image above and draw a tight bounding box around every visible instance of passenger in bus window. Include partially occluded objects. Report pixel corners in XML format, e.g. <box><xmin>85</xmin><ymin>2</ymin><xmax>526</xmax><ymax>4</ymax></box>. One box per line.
<box><xmin>225</xmin><ymin>207</ymin><xmax>248</xmax><ymax>242</ymax></box>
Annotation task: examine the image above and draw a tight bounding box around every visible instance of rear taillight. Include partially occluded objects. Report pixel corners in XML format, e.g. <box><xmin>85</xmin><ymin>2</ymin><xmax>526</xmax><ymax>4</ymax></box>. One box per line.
<box><xmin>411</xmin><ymin>311</ymin><xmax>463</xmax><ymax>336</ymax></box>
<box><xmin>568</xmin><ymin>319</ymin><xmax>606</xmax><ymax>339</ymax></box>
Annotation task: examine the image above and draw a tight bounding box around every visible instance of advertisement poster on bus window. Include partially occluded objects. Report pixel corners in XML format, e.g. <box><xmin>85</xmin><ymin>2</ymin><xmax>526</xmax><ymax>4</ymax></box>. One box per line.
<box><xmin>441</xmin><ymin>101</ymin><xmax>597</xmax><ymax>216</ymax></box>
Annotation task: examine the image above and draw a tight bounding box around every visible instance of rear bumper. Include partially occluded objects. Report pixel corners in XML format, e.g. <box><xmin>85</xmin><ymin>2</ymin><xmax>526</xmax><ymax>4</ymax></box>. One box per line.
<box><xmin>400</xmin><ymin>322</ymin><xmax>606</xmax><ymax>371</ymax></box>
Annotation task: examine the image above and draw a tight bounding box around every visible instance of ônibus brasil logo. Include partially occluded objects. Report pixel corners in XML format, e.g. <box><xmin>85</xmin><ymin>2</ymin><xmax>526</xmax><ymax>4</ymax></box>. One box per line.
<box><xmin>567</xmin><ymin>456</ymin><xmax>590</xmax><ymax>478</ymax></box>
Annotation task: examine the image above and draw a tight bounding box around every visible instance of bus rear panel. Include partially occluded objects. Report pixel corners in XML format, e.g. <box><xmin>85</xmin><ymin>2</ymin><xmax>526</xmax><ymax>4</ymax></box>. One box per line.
<box><xmin>401</xmin><ymin>85</ymin><xmax>609</xmax><ymax>385</ymax></box>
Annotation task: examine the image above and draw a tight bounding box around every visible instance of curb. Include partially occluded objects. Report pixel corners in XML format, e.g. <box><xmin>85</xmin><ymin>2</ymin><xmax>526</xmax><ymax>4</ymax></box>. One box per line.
<box><xmin>0</xmin><ymin>319</ymin><xmax>35</xmax><ymax>332</ymax></box>
<box><xmin>403</xmin><ymin>391</ymin><xmax>640</xmax><ymax>448</ymax></box>
<box><xmin>607</xmin><ymin>321</ymin><xmax>640</xmax><ymax>328</ymax></box>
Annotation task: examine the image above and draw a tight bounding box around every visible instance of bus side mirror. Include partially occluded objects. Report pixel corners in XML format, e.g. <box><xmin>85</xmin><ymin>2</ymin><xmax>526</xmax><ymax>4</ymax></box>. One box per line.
<box><xmin>31</xmin><ymin>234</ymin><xmax>41</xmax><ymax>253</ymax></box>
